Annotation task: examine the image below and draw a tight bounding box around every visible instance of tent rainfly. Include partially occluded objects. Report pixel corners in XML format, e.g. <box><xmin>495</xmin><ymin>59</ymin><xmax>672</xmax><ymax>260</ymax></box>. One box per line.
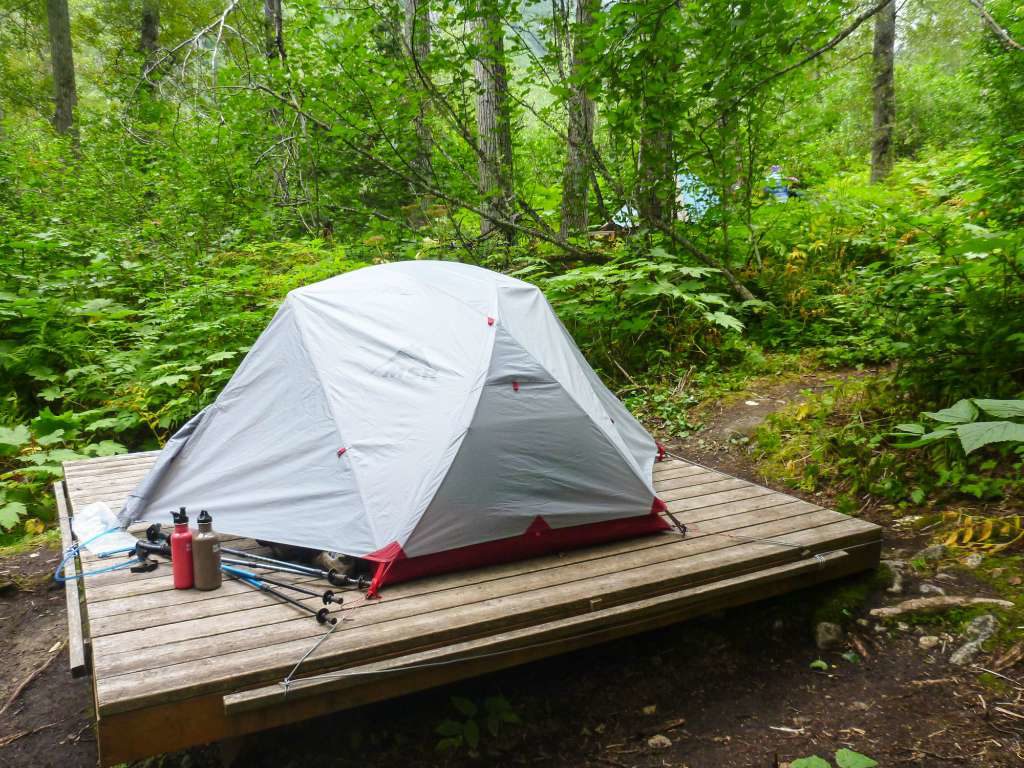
<box><xmin>122</xmin><ymin>261</ymin><xmax>669</xmax><ymax>595</ymax></box>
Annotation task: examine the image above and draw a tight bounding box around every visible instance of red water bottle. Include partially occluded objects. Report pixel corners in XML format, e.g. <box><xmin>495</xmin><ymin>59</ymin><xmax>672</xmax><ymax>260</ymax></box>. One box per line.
<box><xmin>170</xmin><ymin>507</ymin><xmax>194</xmax><ymax>589</ymax></box>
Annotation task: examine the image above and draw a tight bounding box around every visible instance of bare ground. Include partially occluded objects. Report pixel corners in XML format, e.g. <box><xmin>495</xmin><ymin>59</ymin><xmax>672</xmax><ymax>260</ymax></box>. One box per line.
<box><xmin>2</xmin><ymin>368</ymin><xmax>1021</xmax><ymax>767</ymax></box>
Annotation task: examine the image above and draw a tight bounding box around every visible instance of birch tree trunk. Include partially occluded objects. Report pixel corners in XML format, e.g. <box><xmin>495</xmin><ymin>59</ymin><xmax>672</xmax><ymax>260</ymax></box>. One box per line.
<box><xmin>559</xmin><ymin>0</ymin><xmax>596</xmax><ymax>239</ymax></box>
<box><xmin>404</xmin><ymin>0</ymin><xmax>432</xmax><ymax>193</ymax></box>
<box><xmin>45</xmin><ymin>0</ymin><xmax>77</xmax><ymax>139</ymax></box>
<box><xmin>474</xmin><ymin>13</ymin><xmax>515</xmax><ymax>241</ymax></box>
<box><xmin>870</xmin><ymin>0</ymin><xmax>896</xmax><ymax>183</ymax></box>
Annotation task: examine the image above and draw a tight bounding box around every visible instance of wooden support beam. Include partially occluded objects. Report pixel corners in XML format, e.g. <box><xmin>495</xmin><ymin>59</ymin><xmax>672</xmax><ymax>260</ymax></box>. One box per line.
<box><xmin>53</xmin><ymin>480</ymin><xmax>90</xmax><ymax>677</ymax></box>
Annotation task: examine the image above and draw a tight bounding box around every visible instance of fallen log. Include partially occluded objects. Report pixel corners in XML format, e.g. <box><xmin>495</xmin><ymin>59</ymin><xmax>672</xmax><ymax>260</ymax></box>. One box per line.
<box><xmin>869</xmin><ymin>596</ymin><xmax>1013</xmax><ymax>619</ymax></box>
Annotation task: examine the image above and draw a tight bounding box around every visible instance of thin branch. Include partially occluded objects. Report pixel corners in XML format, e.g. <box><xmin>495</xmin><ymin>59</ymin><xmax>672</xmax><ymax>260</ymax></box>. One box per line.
<box><xmin>967</xmin><ymin>0</ymin><xmax>1024</xmax><ymax>51</ymax></box>
<box><xmin>752</xmin><ymin>0</ymin><xmax>896</xmax><ymax>92</ymax></box>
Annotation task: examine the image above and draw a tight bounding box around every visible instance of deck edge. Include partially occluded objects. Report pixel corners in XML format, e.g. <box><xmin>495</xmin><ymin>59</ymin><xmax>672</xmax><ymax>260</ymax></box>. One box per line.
<box><xmin>54</xmin><ymin>479</ymin><xmax>90</xmax><ymax>677</ymax></box>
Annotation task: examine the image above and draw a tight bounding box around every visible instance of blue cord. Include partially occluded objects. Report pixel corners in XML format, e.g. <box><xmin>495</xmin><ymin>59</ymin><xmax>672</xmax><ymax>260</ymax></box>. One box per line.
<box><xmin>54</xmin><ymin>527</ymin><xmax>140</xmax><ymax>583</ymax></box>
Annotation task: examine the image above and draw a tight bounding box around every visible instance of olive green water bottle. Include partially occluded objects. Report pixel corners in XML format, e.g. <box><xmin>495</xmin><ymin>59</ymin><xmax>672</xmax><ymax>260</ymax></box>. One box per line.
<box><xmin>192</xmin><ymin>509</ymin><xmax>222</xmax><ymax>591</ymax></box>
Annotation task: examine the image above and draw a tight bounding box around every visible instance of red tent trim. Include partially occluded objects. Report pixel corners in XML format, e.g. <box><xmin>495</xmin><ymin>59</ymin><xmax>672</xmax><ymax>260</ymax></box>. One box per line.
<box><xmin>363</xmin><ymin>498</ymin><xmax>670</xmax><ymax>597</ymax></box>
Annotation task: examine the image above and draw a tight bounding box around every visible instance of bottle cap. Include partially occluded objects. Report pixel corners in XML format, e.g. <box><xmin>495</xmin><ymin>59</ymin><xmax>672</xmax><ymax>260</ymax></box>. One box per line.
<box><xmin>172</xmin><ymin>507</ymin><xmax>189</xmax><ymax>525</ymax></box>
<box><xmin>197</xmin><ymin>509</ymin><xmax>212</xmax><ymax>526</ymax></box>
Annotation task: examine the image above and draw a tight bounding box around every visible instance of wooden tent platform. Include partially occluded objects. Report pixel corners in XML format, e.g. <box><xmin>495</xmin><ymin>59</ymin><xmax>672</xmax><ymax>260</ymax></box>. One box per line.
<box><xmin>56</xmin><ymin>451</ymin><xmax>881</xmax><ymax>765</ymax></box>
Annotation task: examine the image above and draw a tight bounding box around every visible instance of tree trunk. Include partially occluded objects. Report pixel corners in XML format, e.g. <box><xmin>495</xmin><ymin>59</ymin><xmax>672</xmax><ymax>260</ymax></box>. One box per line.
<box><xmin>870</xmin><ymin>0</ymin><xmax>895</xmax><ymax>183</ymax></box>
<box><xmin>140</xmin><ymin>0</ymin><xmax>159</xmax><ymax>86</ymax></box>
<box><xmin>559</xmin><ymin>0</ymin><xmax>596</xmax><ymax>239</ymax></box>
<box><xmin>404</xmin><ymin>0</ymin><xmax>432</xmax><ymax>193</ymax></box>
<box><xmin>637</xmin><ymin>115</ymin><xmax>673</xmax><ymax>229</ymax></box>
<box><xmin>474</xmin><ymin>14</ymin><xmax>514</xmax><ymax>242</ymax></box>
<box><xmin>45</xmin><ymin>0</ymin><xmax>77</xmax><ymax>139</ymax></box>
<box><xmin>264</xmin><ymin>0</ymin><xmax>285</xmax><ymax>60</ymax></box>
<box><xmin>141</xmin><ymin>0</ymin><xmax>159</xmax><ymax>57</ymax></box>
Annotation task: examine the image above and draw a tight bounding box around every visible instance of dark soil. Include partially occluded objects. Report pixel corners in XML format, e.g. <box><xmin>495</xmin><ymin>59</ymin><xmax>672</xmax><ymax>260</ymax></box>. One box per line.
<box><xmin>2</xmin><ymin>373</ymin><xmax>1021</xmax><ymax>767</ymax></box>
<box><xmin>0</xmin><ymin>546</ymin><xmax>96</xmax><ymax>768</ymax></box>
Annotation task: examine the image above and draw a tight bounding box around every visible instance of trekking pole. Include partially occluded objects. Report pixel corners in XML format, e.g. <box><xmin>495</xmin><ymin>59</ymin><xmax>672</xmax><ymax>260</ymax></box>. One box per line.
<box><xmin>149</xmin><ymin>524</ymin><xmax>366</xmax><ymax>589</ymax></box>
<box><xmin>240</xmin><ymin>569</ymin><xmax>344</xmax><ymax>606</ymax></box>
<box><xmin>222</xmin><ymin>565</ymin><xmax>337</xmax><ymax>624</ymax></box>
<box><xmin>218</xmin><ymin>556</ymin><xmax>369</xmax><ymax>589</ymax></box>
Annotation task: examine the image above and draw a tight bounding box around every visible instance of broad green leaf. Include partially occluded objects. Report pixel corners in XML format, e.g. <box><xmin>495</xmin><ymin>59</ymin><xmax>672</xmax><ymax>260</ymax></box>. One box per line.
<box><xmin>31</xmin><ymin>408</ymin><xmax>79</xmax><ymax>437</ymax></box>
<box><xmin>16</xmin><ymin>464</ymin><xmax>65</xmax><ymax>478</ymax></box>
<box><xmin>463</xmin><ymin>719</ymin><xmax>479</xmax><ymax>750</ymax></box>
<box><xmin>923</xmin><ymin>399</ymin><xmax>978</xmax><ymax>424</ymax></box>
<box><xmin>791</xmin><ymin>757</ymin><xmax>831</xmax><ymax>768</ymax></box>
<box><xmin>893</xmin><ymin>423</ymin><xmax>925</xmax><ymax>435</ymax></box>
<box><xmin>0</xmin><ymin>501</ymin><xmax>27</xmax><ymax>530</ymax></box>
<box><xmin>451</xmin><ymin>696</ymin><xmax>477</xmax><ymax>718</ymax></box>
<box><xmin>205</xmin><ymin>350</ymin><xmax>238</xmax><ymax>363</ymax></box>
<box><xmin>36</xmin><ymin>429</ymin><xmax>66</xmax><ymax>446</ymax></box>
<box><xmin>835</xmin><ymin>749</ymin><xmax>878</xmax><ymax>768</ymax></box>
<box><xmin>150</xmin><ymin>374</ymin><xmax>189</xmax><ymax>388</ymax></box>
<box><xmin>435</xmin><ymin>719</ymin><xmax>463</xmax><ymax>737</ymax></box>
<box><xmin>893</xmin><ymin>428</ymin><xmax>955</xmax><ymax>448</ymax></box>
<box><xmin>0</xmin><ymin>424</ymin><xmax>31</xmax><ymax>451</ymax></box>
<box><xmin>973</xmin><ymin>399</ymin><xmax>1024</xmax><ymax>420</ymax></box>
<box><xmin>705</xmin><ymin>311</ymin><xmax>744</xmax><ymax>331</ymax></box>
<box><xmin>86</xmin><ymin>441</ymin><xmax>127</xmax><ymax>457</ymax></box>
<box><xmin>956</xmin><ymin>421</ymin><xmax>1024</xmax><ymax>454</ymax></box>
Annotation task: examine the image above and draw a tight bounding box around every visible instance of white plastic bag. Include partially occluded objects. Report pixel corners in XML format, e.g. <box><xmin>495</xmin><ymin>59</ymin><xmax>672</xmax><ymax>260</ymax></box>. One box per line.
<box><xmin>71</xmin><ymin>502</ymin><xmax>138</xmax><ymax>557</ymax></box>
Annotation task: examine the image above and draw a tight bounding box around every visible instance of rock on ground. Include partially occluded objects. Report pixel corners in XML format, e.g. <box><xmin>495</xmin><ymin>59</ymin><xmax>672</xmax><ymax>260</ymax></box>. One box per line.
<box><xmin>647</xmin><ymin>734</ymin><xmax>672</xmax><ymax>750</ymax></box>
<box><xmin>950</xmin><ymin>614</ymin><xmax>998</xmax><ymax>666</ymax></box>
<box><xmin>917</xmin><ymin>545</ymin><xmax>947</xmax><ymax>563</ymax></box>
<box><xmin>815</xmin><ymin>621</ymin><xmax>845</xmax><ymax>650</ymax></box>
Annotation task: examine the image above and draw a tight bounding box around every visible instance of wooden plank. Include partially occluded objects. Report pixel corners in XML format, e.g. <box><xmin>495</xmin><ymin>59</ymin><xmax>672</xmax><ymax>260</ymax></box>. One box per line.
<box><xmin>659</xmin><ymin>476</ymin><xmax>748</xmax><ymax>502</ymax></box>
<box><xmin>94</xmin><ymin>541</ymin><xmax>879</xmax><ymax>766</ymax></box>
<box><xmin>652</xmin><ymin>462</ymin><xmax>705</xmax><ymax>480</ymax></box>
<box><xmin>54</xmin><ymin>481</ymin><xmax>89</xmax><ymax>677</ymax></box>
<box><xmin>89</xmin><ymin>493</ymin><xmax>820</xmax><ymax>642</ymax></box>
<box><xmin>63</xmin><ymin>451</ymin><xmax>160</xmax><ymax>471</ymax></box>
<box><xmin>86</xmin><ymin>493</ymin><xmax>839</xmax><ymax>679</ymax></box>
<box><xmin>223</xmin><ymin>547</ymin><xmax>864</xmax><ymax>714</ymax></box>
<box><xmin>63</xmin><ymin>450</ymin><xmax>882</xmax><ymax>765</ymax></box>
<box><xmin>94</xmin><ymin>516</ymin><xmax>878</xmax><ymax>715</ymax></box>
<box><xmin>651</xmin><ymin>469</ymin><xmax>722</xmax><ymax>492</ymax></box>
<box><xmin>90</xmin><ymin>499</ymin><xmax>827</xmax><ymax>650</ymax></box>
<box><xmin>80</xmin><ymin>482</ymin><xmax>780</xmax><ymax>602</ymax></box>
<box><xmin>64</xmin><ymin>463</ymin><xmax>153</xmax><ymax>486</ymax></box>
<box><xmin>85</xmin><ymin>490</ymin><xmax>794</xmax><ymax>616</ymax></box>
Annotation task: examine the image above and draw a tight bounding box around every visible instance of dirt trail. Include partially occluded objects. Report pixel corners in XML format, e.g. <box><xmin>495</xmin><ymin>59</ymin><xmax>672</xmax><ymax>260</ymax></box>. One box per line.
<box><xmin>669</xmin><ymin>368</ymin><xmax>877</xmax><ymax>489</ymax></box>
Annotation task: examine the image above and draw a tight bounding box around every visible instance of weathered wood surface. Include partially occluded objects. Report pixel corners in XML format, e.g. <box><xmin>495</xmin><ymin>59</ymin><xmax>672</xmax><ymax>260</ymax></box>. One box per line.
<box><xmin>53</xmin><ymin>480</ymin><xmax>89</xmax><ymax>677</ymax></box>
<box><xmin>60</xmin><ymin>452</ymin><xmax>882</xmax><ymax>766</ymax></box>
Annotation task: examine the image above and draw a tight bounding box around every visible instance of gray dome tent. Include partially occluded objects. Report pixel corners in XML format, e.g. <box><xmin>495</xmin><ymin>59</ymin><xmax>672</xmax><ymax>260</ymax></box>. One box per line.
<box><xmin>122</xmin><ymin>261</ymin><xmax>668</xmax><ymax>594</ymax></box>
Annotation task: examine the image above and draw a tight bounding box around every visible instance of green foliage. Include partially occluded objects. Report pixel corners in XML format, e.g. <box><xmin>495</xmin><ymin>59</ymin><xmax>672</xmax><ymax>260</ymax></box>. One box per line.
<box><xmin>528</xmin><ymin>242</ymin><xmax>744</xmax><ymax>374</ymax></box>
<box><xmin>434</xmin><ymin>695</ymin><xmax>520</xmax><ymax>753</ymax></box>
<box><xmin>790</xmin><ymin>750</ymin><xmax>877</xmax><ymax>768</ymax></box>
<box><xmin>0</xmin><ymin>413</ymin><xmax>126</xmax><ymax>532</ymax></box>
<box><xmin>1</xmin><ymin>0</ymin><xmax>1022</xmax><ymax>552</ymax></box>
<box><xmin>754</xmin><ymin>378</ymin><xmax>1024</xmax><ymax>506</ymax></box>
<box><xmin>892</xmin><ymin>398</ymin><xmax>1024</xmax><ymax>455</ymax></box>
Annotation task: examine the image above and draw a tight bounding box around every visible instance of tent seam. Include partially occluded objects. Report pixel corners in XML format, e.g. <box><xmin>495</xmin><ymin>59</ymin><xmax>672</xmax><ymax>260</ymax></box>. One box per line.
<box><xmin>288</xmin><ymin>296</ymin><xmax>377</xmax><ymax>550</ymax></box>
<box><xmin>399</xmin><ymin>277</ymin><xmax>502</xmax><ymax>552</ymax></box>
